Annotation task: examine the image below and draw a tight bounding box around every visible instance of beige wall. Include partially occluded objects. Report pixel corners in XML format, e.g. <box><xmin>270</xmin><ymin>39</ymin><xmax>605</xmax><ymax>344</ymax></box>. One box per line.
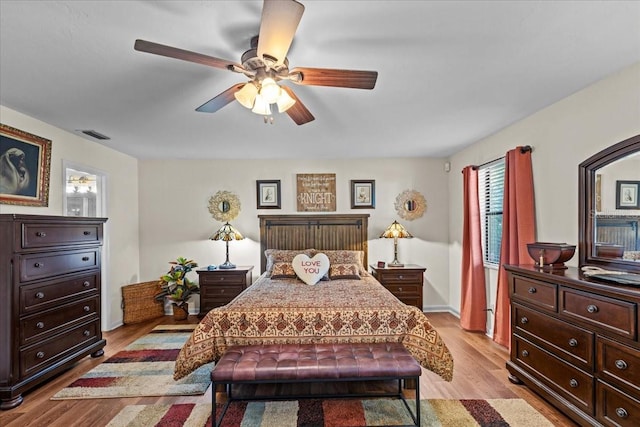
<box><xmin>447</xmin><ymin>62</ymin><xmax>640</xmax><ymax>334</ymax></box>
<box><xmin>138</xmin><ymin>158</ymin><xmax>452</xmax><ymax>313</ymax></box>
<box><xmin>0</xmin><ymin>106</ymin><xmax>140</xmax><ymax>330</ymax></box>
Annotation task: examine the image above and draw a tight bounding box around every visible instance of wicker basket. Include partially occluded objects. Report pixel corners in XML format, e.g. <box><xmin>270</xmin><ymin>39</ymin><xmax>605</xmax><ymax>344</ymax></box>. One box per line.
<box><xmin>121</xmin><ymin>281</ymin><xmax>165</xmax><ymax>324</ymax></box>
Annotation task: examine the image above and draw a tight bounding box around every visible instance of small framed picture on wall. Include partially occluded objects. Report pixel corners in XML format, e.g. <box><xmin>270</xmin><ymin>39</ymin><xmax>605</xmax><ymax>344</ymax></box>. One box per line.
<box><xmin>350</xmin><ymin>180</ymin><xmax>375</xmax><ymax>209</ymax></box>
<box><xmin>616</xmin><ymin>180</ymin><xmax>640</xmax><ymax>209</ymax></box>
<box><xmin>257</xmin><ymin>180</ymin><xmax>281</xmax><ymax>209</ymax></box>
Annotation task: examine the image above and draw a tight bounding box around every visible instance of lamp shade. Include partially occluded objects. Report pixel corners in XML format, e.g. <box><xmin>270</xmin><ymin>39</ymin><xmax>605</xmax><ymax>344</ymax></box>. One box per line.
<box><xmin>210</xmin><ymin>222</ymin><xmax>244</xmax><ymax>242</ymax></box>
<box><xmin>234</xmin><ymin>82</ymin><xmax>258</xmax><ymax>109</ymax></box>
<box><xmin>276</xmin><ymin>88</ymin><xmax>296</xmax><ymax>112</ymax></box>
<box><xmin>380</xmin><ymin>221</ymin><xmax>413</xmax><ymax>239</ymax></box>
<box><xmin>252</xmin><ymin>94</ymin><xmax>271</xmax><ymax>115</ymax></box>
<box><xmin>259</xmin><ymin>77</ymin><xmax>281</xmax><ymax>104</ymax></box>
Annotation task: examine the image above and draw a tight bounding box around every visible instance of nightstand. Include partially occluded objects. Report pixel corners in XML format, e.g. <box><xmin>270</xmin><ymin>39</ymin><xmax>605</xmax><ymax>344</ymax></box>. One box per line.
<box><xmin>196</xmin><ymin>266</ymin><xmax>253</xmax><ymax>316</ymax></box>
<box><xmin>370</xmin><ymin>264</ymin><xmax>426</xmax><ymax>310</ymax></box>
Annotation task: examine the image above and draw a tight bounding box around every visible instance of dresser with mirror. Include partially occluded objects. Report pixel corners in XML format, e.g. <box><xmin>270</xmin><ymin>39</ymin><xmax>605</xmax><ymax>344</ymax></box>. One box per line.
<box><xmin>506</xmin><ymin>134</ymin><xmax>640</xmax><ymax>427</ymax></box>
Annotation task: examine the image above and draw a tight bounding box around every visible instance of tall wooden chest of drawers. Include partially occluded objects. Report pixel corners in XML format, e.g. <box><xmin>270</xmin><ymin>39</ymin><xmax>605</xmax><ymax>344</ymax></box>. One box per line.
<box><xmin>505</xmin><ymin>265</ymin><xmax>640</xmax><ymax>427</ymax></box>
<box><xmin>0</xmin><ymin>214</ymin><xmax>107</xmax><ymax>409</ymax></box>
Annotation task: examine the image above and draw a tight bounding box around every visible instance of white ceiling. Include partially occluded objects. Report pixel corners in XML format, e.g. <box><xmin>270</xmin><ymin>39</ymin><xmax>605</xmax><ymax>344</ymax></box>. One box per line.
<box><xmin>1</xmin><ymin>1</ymin><xmax>639</xmax><ymax>160</ymax></box>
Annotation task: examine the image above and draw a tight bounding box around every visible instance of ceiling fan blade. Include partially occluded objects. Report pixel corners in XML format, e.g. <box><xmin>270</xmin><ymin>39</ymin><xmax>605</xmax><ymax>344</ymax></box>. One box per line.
<box><xmin>134</xmin><ymin>39</ymin><xmax>242</xmax><ymax>72</ymax></box>
<box><xmin>281</xmin><ymin>86</ymin><xmax>314</xmax><ymax>125</ymax></box>
<box><xmin>196</xmin><ymin>84</ymin><xmax>245</xmax><ymax>113</ymax></box>
<box><xmin>289</xmin><ymin>67</ymin><xmax>378</xmax><ymax>89</ymax></box>
<box><xmin>257</xmin><ymin>0</ymin><xmax>305</xmax><ymax>65</ymax></box>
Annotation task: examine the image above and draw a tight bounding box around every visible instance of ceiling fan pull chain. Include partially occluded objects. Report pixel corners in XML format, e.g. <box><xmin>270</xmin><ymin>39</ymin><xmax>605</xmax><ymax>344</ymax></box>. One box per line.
<box><xmin>263</xmin><ymin>115</ymin><xmax>274</xmax><ymax>125</ymax></box>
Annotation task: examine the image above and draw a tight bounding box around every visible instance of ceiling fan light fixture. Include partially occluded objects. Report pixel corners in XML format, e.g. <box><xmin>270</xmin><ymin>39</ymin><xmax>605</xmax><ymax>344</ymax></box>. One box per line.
<box><xmin>234</xmin><ymin>83</ymin><xmax>258</xmax><ymax>108</ymax></box>
<box><xmin>276</xmin><ymin>88</ymin><xmax>296</xmax><ymax>113</ymax></box>
<box><xmin>252</xmin><ymin>94</ymin><xmax>271</xmax><ymax>115</ymax></box>
<box><xmin>259</xmin><ymin>77</ymin><xmax>281</xmax><ymax>104</ymax></box>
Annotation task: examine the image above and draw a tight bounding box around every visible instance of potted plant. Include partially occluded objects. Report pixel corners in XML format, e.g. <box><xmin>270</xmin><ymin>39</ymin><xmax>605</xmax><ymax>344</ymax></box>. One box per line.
<box><xmin>154</xmin><ymin>257</ymin><xmax>199</xmax><ymax>320</ymax></box>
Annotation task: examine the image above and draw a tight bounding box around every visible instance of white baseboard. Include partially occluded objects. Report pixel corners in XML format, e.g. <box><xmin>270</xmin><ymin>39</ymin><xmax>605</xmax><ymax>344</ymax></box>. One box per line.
<box><xmin>107</xmin><ymin>320</ymin><xmax>123</xmax><ymax>331</ymax></box>
<box><xmin>422</xmin><ymin>305</ymin><xmax>459</xmax><ymax>317</ymax></box>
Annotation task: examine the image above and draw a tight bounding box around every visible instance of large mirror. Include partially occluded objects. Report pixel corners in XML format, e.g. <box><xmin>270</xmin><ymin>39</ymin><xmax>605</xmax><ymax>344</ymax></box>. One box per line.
<box><xmin>579</xmin><ymin>134</ymin><xmax>640</xmax><ymax>273</ymax></box>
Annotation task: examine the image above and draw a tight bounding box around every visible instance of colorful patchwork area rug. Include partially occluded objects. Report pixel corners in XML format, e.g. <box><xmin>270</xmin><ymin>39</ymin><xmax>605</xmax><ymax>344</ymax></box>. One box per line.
<box><xmin>51</xmin><ymin>324</ymin><xmax>212</xmax><ymax>400</ymax></box>
<box><xmin>106</xmin><ymin>398</ymin><xmax>554</xmax><ymax>427</ymax></box>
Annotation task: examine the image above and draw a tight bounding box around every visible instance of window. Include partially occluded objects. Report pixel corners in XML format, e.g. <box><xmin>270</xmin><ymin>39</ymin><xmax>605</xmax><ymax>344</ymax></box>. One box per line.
<box><xmin>478</xmin><ymin>159</ymin><xmax>505</xmax><ymax>266</ymax></box>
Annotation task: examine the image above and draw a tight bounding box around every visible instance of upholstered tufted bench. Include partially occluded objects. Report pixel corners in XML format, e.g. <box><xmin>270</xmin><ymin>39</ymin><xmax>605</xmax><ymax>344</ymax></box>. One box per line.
<box><xmin>211</xmin><ymin>342</ymin><xmax>421</xmax><ymax>427</ymax></box>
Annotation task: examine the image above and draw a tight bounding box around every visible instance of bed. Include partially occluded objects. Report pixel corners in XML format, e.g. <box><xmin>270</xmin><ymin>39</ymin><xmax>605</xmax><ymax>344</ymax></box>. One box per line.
<box><xmin>173</xmin><ymin>214</ymin><xmax>453</xmax><ymax>382</ymax></box>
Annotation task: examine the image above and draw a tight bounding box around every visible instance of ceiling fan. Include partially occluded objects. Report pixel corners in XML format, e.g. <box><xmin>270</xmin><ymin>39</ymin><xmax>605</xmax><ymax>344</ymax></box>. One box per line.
<box><xmin>134</xmin><ymin>0</ymin><xmax>378</xmax><ymax>125</ymax></box>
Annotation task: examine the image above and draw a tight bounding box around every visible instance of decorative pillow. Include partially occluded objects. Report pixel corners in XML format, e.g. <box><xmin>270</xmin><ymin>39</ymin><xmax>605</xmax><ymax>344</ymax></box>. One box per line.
<box><xmin>319</xmin><ymin>250</ymin><xmax>366</xmax><ymax>274</ymax></box>
<box><xmin>292</xmin><ymin>253</ymin><xmax>330</xmax><ymax>285</ymax></box>
<box><xmin>270</xmin><ymin>262</ymin><xmax>297</xmax><ymax>279</ymax></box>
<box><xmin>265</xmin><ymin>249</ymin><xmax>314</xmax><ymax>276</ymax></box>
<box><xmin>329</xmin><ymin>263</ymin><xmax>362</xmax><ymax>280</ymax></box>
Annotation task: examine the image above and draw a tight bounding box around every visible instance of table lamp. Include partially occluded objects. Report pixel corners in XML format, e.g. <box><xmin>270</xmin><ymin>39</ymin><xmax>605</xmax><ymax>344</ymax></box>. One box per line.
<box><xmin>210</xmin><ymin>222</ymin><xmax>244</xmax><ymax>269</ymax></box>
<box><xmin>380</xmin><ymin>220</ymin><xmax>412</xmax><ymax>267</ymax></box>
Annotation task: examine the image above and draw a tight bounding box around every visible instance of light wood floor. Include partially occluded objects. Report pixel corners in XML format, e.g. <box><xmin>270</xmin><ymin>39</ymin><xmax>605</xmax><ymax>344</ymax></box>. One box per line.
<box><xmin>0</xmin><ymin>312</ymin><xmax>576</xmax><ymax>426</ymax></box>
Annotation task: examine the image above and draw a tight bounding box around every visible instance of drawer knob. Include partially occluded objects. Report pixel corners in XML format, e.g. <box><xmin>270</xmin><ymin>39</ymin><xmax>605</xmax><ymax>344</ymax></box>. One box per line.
<box><xmin>616</xmin><ymin>408</ymin><xmax>628</xmax><ymax>419</ymax></box>
<box><xmin>586</xmin><ymin>304</ymin><xmax>599</xmax><ymax>314</ymax></box>
<box><xmin>220</xmin><ymin>289</ymin><xmax>225</xmax><ymax>294</ymax></box>
<box><xmin>220</xmin><ymin>277</ymin><xmax>225</xmax><ymax>281</ymax></box>
<box><xmin>615</xmin><ymin>359</ymin><xmax>628</xmax><ymax>370</ymax></box>
<box><xmin>398</xmin><ymin>287</ymin><xmax>403</xmax><ymax>292</ymax></box>
<box><xmin>83</xmin><ymin>281</ymin><xmax>91</xmax><ymax>287</ymax></box>
<box><xmin>568</xmin><ymin>338</ymin><xmax>578</xmax><ymax>347</ymax></box>
<box><xmin>83</xmin><ymin>305</ymin><xmax>91</xmax><ymax>312</ymax></box>
<box><xmin>83</xmin><ymin>231</ymin><xmax>91</xmax><ymax>235</ymax></box>
<box><xmin>36</xmin><ymin>351</ymin><xmax>45</xmax><ymax>359</ymax></box>
<box><xmin>398</xmin><ymin>275</ymin><xmax>404</xmax><ymax>279</ymax></box>
<box><xmin>83</xmin><ymin>330</ymin><xmax>91</xmax><ymax>337</ymax></box>
<box><xmin>528</xmin><ymin>287</ymin><xmax>537</xmax><ymax>294</ymax></box>
<box><xmin>36</xmin><ymin>231</ymin><xmax>47</xmax><ymax>237</ymax></box>
<box><xmin>520</xmin><ymin>317</ymin><xmax>529</xmax><ymax>325</ymax></box>
<box><xmin>35</xmin><ymin>292</ymin><xmax>45</xmax><ymax>299</ymax></box>
<box><xmin>34</xmin><ymin>262</ymin><xmax>44</xmax><ymax>268</ymax></box>
<box><xmin>569</xmin><ymin>379</ymin><xmax>579</xmax><ymax>388</ymax></box>
<box><xmin>521</xmin><ymin>350</ymin><xmax>529</xmax><ymax>357</ymax></box>
<box><xmin>82</xmin><ymin>256</ymin><xmax>90</xmax><ymax>261</ymax></box>
<box><xmin>36</xmin><ymin>321</ymin><xmax>45</xmax><ymax>329</ymax></box>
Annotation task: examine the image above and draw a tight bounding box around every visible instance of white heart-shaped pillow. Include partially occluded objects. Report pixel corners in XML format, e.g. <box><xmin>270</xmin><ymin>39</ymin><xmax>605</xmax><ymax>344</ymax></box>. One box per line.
<box><xmin>292</xmin><ymin>253</ymin><xmax>330</xmax><ymax>285</ymax></box>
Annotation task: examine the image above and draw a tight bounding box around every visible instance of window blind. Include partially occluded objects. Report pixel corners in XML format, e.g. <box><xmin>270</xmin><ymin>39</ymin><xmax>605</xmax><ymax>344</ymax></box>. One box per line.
<box><xmin>478</xmin><ymin>159</ymin><xmax>505</xmax><ymax>265</ymax></box>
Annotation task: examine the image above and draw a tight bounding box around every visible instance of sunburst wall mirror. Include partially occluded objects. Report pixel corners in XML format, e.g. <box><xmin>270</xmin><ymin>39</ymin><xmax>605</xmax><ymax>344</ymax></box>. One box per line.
<box><xmin>395</xmin><ymin>189</ymin><xmax>426</xmax><ymax>221</ymax></box>
<box><xmin>208</xmin><ymin>190</ymin><xmax>241</xmax><ymax>222</ymax></box>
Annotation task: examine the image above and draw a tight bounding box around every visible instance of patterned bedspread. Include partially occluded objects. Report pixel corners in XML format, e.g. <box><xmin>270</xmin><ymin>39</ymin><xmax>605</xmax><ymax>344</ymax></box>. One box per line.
<box><xmin>174</xmin><ymin>273</ymin><xmax>454</xmax><ymax>381</ymax></box>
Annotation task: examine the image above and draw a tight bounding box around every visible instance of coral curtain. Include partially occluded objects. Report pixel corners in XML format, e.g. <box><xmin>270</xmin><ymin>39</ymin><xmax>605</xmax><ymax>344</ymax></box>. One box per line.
<box><xmin>493</xmin><ymin>147</ymin><xmax>536</xmax><ymax>347</ymax></box>
<box><xmin>460</xmin><ymin>166</ymin><xmax>487</xmax><ymax>332</ymax></box>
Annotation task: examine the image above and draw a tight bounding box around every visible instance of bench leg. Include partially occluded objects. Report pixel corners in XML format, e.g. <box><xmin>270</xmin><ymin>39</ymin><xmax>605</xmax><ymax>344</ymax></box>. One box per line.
<box><xmin>212</xmin><ymin>381</ymin><xmax>233</xmax><ymax>427</ymax></box>
<box><xmin>211</xmin><ymin>381</ymin><xmax>217</xmax><ymax>427</ymax></box>
<box><xmin>415</xmin><ymin>376</ymin><xmax>420</xmax><ymax>427</ymax></box>
<box><xmin>397</xmin><ymin>377</ymin><xmax>420</xmax><ymax>427</ymax></box>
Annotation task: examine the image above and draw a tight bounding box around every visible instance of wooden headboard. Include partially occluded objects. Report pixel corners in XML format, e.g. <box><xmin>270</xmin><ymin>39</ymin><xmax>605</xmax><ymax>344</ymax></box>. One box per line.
<box><xmin>258</xmin><ymin>214</ymin><xmax>370</xmax><ymax>273</ymax></box>
<box><xmin>596</xmin><ymin>216</ymin><xmax>640</xmax><ymax>251</ymax></box>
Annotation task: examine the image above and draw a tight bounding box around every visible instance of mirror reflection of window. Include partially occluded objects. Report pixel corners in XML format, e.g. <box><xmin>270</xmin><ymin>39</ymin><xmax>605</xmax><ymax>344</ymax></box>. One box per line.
<box><xmin>64</xmin><ymin>165</ymin><xmax>105</xmax><ymax>217</ymax></box>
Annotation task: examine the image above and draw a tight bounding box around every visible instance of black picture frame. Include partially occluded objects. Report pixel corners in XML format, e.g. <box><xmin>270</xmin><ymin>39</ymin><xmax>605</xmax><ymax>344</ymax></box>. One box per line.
<box><xmin>0</xmin><ymin>123</ymin><xmax>52</xmax><ymax>206</ymax></box>
<box><xmin>257</xmin><ymin>180</ymin><xmax>281</xmax><ymax>209</ymax></box>
<box><xmin>350</xmin><ymin>180</ymin><xmax>375</xmax><ymax>209</ymax></box>
<box><xmin>616</xmin><ymin>180</ymin><xmax>640</xmax><ymax>209</ymax></box>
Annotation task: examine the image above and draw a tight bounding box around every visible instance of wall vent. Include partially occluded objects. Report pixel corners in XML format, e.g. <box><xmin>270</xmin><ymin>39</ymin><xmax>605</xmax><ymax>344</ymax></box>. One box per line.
<box><xmin>80</xmin><ymin>130</ymin><xmax>110</xmax><ymax>140</ymax></box>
